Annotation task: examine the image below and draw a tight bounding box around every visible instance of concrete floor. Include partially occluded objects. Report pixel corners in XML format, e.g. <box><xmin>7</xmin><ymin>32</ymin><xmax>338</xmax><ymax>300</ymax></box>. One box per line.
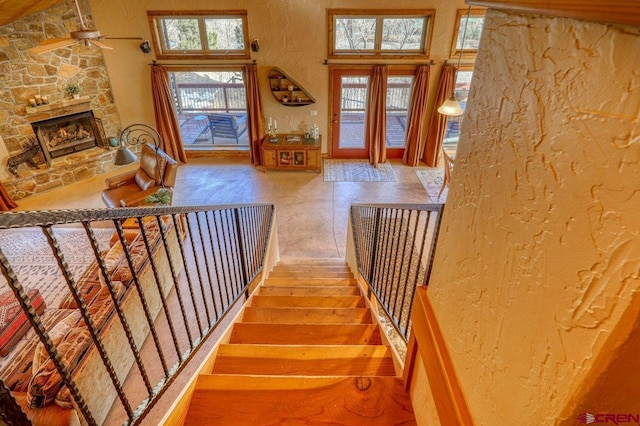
<box><xmin>15</xmin><ymin>157</ymin><xmax>437</xmax><ymax>259</ymax></box>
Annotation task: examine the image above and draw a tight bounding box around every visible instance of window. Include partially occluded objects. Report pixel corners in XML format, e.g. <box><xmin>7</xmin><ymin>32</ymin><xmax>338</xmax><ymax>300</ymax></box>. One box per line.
<box><xmin>148</xmin><ymin>11</ymin><xmax>250</xmax><ymax>60</ymax></box>
<box><xmin>328</xmin><ymin>9</ymin><xmax>435</xmax><ymax>58</ymax></box>
<box><xmin>443</xmin><ymin>68</ymin><xmax>473</xmax><ymax>149</ymax></box>
<box><xmin>385</xmin><ymin>75</ymin><xmax>414</xmax><ymax>150</ymax></box>
<box><xmin>450</xmin><ymin>9</ymin><xmax>485</xmax><ymax>59</ymax></box>
<box><xmin>169</xmin><ymin>69</ymin><xmax>249</xmax><ymax>150</ymax></box>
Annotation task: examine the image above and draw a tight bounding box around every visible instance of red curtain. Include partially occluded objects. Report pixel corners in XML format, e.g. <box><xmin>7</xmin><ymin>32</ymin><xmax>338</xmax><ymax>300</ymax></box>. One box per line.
<box><xmin>422</xmin><ymin>64</ymin><xmax>456</xmax><ymax>167</ymax></box>
<box><xmin>151</xmin><ymin>64</ymin><xmax>187</xmax><ymax>163</ymax></box>
<box><xmin>244</xmin><ymin>64</ymin><xmax>266</xmax><ymax>166</ymax></box>
<box><xmin>402</xmin><ymin>65</ymin><xmax>431</xmax><ymax>167</ymax></box>
<box><xmin>0</xmin><ymin>182</ymin><xmax>17</xmax><ymax>211</ymax></box>
<box><xmin>367</xmin><ymin>65</ymin><xmax>388</xmax><ymax>167</ymax></box>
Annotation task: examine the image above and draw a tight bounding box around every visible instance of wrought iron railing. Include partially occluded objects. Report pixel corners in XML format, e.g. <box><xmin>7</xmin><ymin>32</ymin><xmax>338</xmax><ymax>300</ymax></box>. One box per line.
<box><xmin>175</xmin><ymin>82</ymin><xmax>247</xmax><ymax>113</ymax></box>
<box><xmin>0</xmin><ymin>203</ymin><xmax>274</xmax><ymax>425</ymax></box>
<box><xmin>350</xmin><ymin>203</ymin><xmax>444</xmax><ymax>341</ymax></box>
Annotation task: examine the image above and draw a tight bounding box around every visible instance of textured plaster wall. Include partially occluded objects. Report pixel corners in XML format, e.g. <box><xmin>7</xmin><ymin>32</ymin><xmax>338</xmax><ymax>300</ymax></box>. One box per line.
<box><xmin>88</xmin><ymin>0</ymin><xmax>467</xmax><ymax>154</ymax></box>
<box><xmin>428</xmin><ymin>9</ymin><xmax>640</xmax><ymax>424</ymax></box>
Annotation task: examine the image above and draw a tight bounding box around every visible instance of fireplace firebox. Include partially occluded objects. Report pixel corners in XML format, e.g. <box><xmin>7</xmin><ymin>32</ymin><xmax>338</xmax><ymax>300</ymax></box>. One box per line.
<box><xmin>31</xmin><ymin>111</ymin><xmax>107</xmax><ymax>164</ymax></box>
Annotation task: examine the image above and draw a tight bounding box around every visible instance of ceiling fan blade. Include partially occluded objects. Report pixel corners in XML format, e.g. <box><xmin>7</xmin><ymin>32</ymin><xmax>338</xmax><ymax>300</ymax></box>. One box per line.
<box><xmin>89</xmin><ymin>39</ymin><xmax>114</xmax><ymax>50</ymax></box>
<box><xmin>29</xmin><ymin>38</ymin><xmax>79</xmax><ymax>54</ymax></box>
<box><xmin>102</xmin><ymin>36</ymin><xmax>144</xmax><ymax>40</ymax></box>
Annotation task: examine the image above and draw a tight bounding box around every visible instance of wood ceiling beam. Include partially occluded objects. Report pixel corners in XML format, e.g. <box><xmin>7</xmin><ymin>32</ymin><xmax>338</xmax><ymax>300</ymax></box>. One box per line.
<box><xmin>0</xmin><ymin>0</ymin><xmax>66</xmax><ymax>27</ymax></box>
<box><xmin>467</xmin><ymin>0</ymin><xmax>640</xmax><ymax>26</ymax></box>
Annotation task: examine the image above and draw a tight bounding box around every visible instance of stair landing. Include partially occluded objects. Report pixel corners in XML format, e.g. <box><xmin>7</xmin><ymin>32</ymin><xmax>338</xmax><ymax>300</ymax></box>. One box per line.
<box><xmin>183</xmin><ymin>259</ymin><xmax>416</xmax><ymax>425</ymax></box>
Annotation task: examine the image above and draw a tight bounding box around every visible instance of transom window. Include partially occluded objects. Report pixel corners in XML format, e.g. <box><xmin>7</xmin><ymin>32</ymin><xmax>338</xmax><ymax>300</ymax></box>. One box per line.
<box><xmin>328</xmin><ymin>9</ymin><xmax>435</xmax><ymax>58</ymax></box>
<box><xmin>148</xmin><ymin>11</ymin><xmax>250</xmax><ymax>60</ymax></box>
<box><xmin>450</xmin><ymin>9</ymin><xmax>486</xmax><ymax>59</ymax></box>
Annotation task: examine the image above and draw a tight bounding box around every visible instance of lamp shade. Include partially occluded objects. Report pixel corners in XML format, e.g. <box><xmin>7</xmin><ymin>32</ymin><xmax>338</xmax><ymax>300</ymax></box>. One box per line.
<box><xmin>114</xmin><ymin>146</ymin><xmax>137</xmax><ymax>165</ymax></box>
<box><xmin>437</xmin><ymin>96</ymin><xmax>464</xmax><ymax>116</ymax></box>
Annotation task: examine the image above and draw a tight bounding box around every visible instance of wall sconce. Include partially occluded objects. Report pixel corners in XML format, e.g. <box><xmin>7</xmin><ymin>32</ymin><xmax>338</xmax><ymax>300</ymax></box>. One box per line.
<box><xmin>139</xmin><ymin>40</ymin><xmax>151</xmax><ymax>54</ymax></box>
<box><xmin>250</xmin><ymin>39</ymin><xmax>259</xmax><ymax>52</ymax></box>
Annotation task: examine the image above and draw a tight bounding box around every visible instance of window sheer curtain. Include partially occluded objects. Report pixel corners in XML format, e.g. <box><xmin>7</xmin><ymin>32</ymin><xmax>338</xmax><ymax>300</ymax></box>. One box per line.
<box><xmin>367</xmin><ymin>65</ymin><xmax>388</xmax><ymax>167</ymax></box>
<box><xmin>244</xmin><ymin>63</ymin><xmax>265</xmax><ymax>166</ymax></box>
<box><xmin>150</xmin><ymin>64</ymin><xmax>187</xmax><ymax>163</ymax></box>
<box><xmin>402</xmin><ymin>65</ymin><xmax>431</xmax><ymax>167</ymax></box>
<box><xmin>422</xmin><ymin>64</ymin><xmax>456</xmax><ymax>167</ymax></box>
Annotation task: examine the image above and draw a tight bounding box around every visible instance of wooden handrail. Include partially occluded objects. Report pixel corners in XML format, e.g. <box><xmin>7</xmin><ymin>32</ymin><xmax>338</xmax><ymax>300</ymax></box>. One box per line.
<box><xmin>467</xmin><ymin>0</ymin><xmax>640</xmax><ymax>26</ymax></box>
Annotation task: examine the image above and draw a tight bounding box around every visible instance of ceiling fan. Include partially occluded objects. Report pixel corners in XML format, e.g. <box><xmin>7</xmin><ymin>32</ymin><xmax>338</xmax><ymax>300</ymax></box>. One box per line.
<box><xmin>29</xmin><ymin>0</ymin><xmax>142</xmax><ymax>54</ymax></box>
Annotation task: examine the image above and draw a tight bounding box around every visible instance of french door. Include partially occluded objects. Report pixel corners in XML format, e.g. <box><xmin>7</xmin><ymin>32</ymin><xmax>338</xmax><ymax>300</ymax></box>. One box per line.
<box><xmin>330</xmin><ymin>68</ymin><xmax>414</xmax><ymax>159</ymax></box>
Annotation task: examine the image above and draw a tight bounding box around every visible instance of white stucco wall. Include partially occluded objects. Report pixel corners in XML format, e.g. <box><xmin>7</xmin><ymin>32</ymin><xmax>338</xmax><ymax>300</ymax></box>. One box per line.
<box><xmin>428</xmin><ymin>10</ymin><xmax>640</xmax><ymax>424</ymax></box>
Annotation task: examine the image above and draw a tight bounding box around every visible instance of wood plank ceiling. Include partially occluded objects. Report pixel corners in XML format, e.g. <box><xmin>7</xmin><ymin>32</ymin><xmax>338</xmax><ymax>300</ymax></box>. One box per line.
<box><xmin>0</xmin><ymin>0</ymin><xmax>65</xmax><ymax>26</ymax></box>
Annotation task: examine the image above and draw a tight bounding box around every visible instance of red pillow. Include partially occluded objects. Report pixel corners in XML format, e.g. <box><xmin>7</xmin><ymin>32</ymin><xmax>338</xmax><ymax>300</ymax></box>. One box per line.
<box><xmin>0</xmin><ymin>288</ymin><xmax>46</xmax><ymax>357</ymax></box>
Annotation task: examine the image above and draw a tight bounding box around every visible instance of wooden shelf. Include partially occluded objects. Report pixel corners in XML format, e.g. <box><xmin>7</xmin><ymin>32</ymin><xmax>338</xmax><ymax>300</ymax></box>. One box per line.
<box><xmin>268</xmin><ymin>68</ymin><xmax>315</xmax><ymax>107</ymax></box>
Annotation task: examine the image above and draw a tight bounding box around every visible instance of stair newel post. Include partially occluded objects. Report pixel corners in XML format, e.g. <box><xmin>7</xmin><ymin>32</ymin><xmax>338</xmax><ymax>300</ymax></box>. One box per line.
<box><xmin>233</xmin><ymin>208</ymin><xmax>250</xmax><ymax>299</ymax></box>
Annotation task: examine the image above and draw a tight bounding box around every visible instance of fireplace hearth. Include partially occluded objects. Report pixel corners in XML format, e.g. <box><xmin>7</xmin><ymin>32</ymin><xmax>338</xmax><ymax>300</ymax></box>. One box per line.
<box><xmin>31</xmin><ymin>111</ymin><xmax>107</xmax><ymax>163</ymax></box>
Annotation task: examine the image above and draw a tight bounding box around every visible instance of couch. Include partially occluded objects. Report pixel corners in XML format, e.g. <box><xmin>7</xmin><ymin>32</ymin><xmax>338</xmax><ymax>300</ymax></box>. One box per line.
<box><xmin>0</xmin><ymin>217</ymin><xmax>182</xmax><ymax>425</ymax></box>
<box><xmin>101</xmin><ymin>143</ymin><xmax>178</xmax><ymax>208</ymax></box>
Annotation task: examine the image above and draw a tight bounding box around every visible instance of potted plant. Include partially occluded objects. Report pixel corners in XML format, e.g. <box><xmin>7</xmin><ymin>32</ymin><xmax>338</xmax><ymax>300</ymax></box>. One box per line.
<box><xmin>65</xmin><ymin>83</ymin><xmax>82</xmax><ymax>99</ymax></box>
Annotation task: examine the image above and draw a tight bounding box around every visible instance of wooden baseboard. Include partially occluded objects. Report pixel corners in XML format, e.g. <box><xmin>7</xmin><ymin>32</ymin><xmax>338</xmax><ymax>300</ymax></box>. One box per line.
<box><xmin>407</xmin><ymin>287</ymin><xmax>474</xmax><ymax>425</ymax></box>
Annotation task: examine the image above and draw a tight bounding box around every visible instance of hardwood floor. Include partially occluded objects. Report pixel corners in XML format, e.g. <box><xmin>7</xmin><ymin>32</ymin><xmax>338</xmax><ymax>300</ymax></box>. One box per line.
<box><xmin>14</xmin><ymin>157</ymin><xmax>435</xmax><ymax>258</ymax></box>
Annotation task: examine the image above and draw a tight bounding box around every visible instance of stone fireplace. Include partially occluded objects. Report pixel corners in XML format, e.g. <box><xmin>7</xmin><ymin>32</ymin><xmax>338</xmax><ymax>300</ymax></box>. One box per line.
<box><xmin>31</xmin><ymin>111</ymin><xmax>107</xmax><ymax>164</ymax></box>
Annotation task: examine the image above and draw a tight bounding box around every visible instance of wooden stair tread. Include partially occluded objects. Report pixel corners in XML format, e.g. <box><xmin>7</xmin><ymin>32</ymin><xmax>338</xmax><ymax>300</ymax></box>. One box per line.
<box><xmin>185</xmin><ymin>375</ymin><xmax>415</xmax><ymax>425</ymax></box>
<box><xmin>212</xmin><ymin>344</ymin><xmax>396</xmax><ymax>376</ymax></box>
<box><xmin>229</xmin><ymin>323</ymin><xmax>383</xmax><ymax>345</ymax></box>
<box><xmin>251</xmin><ymin>295</ymin><xmax>365</xmax><ymax>308</ymax></box>
<box><xmin>264</xmin><ymin>277</ymin><xmax>357</xmax><ymax>286</ymax></box>
<box><xmin>268</xmin><ymin>270</ymin><xmax>353</xmax><ymax>278</ymax></box>
<box><xmin>259</xmin><ymin>285</ymin><xmax>360</xmax><ymax>296</ymax></box>
<box><xmin>242</xmin><ymin>307</ymin><xmax>373</xmax><ymax>324</ymax></box>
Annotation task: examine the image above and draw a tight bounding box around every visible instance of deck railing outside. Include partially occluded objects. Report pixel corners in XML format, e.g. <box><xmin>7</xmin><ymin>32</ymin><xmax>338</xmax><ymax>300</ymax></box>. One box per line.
<box><xmin>350</xmin><ymin>203</ymin><xmax>444</xmax><ymax>341</ymax></box>
<box><xmin>0</xmin><ymin>203</ymin><xmax>274</xmax><ymax>425</ymax></box>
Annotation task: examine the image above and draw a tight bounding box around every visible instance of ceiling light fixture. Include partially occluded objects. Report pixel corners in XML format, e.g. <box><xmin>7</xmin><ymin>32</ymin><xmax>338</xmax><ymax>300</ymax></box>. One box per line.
<box><xmin>438</xmin><ymin>5</ymin><xmax>472</xmax><ymax>117</ymax></box>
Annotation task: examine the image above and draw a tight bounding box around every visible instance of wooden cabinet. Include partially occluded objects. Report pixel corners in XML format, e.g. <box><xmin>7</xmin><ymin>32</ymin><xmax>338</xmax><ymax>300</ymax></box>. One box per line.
<box><xmin>262</xmin><ymin>134</ymin><xmax>321</xmax><ymax>173</ymax></box>
<box><xmin>268</xmin><ymin>68</ymin><xmax>315</xmax><ymax>107</ymax></box>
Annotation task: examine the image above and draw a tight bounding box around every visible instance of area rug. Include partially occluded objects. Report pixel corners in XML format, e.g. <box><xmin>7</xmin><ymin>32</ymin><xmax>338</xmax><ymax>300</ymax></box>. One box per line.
<box><xmin>415</xmin><ymin>168</ymin><xmax>447</xmax><ymax>202</ymax></box>
<box><xmin>323</xmin><ymin>160</ymin><xmax>396</xmax><ymax>182</ymax></box>
<box><xmin>0</xmin><ymin>227</ymin><xmax>113</xmax><ymax>308</ymax></box>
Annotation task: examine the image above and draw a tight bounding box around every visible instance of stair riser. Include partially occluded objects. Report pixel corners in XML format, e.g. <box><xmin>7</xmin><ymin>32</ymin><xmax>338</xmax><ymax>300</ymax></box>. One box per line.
<box><xmin>242</xmin><ymin>307</ymin><xmax>373</xmax><ymax>324</ymax></box>
<box><xmin>259</xmin><ymin>286</ymin><xmax>360</xmax><ymax>296</ymax></box>
<box><xmin>229</xmin><ymin>324</ymin><xmax>383</xmax><ymax>345</ymax></box>
<box><xmin>251</xmin><ymin>295</ymin><xmax>365</xmax><ymax>308</ymax></box>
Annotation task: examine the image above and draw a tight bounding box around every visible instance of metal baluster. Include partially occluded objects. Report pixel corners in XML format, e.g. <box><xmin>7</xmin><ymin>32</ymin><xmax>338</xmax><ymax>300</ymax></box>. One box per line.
<box><xmin>113</xmin><ymin>219</ymin><xmax>169</xmax><ymax>377</ymax></box>
<box><xmin>218</xmin><ymin>210</ymin><xmax>237</xmax><ymax>299</ymax></box>
<box><xmin>82</xmin><ymin>222</ymin><xmax>154</xmax><ymax>397</ymax></box>
<box><xmin>207</xmin><ymin>211</ymin><xmax>231</xmax><ymax>307</ymax></box>
<box><xmin>234</xmin><ymin>208</ymin><xmax>250</xmax><ymax>297</ymax></box>
<box><xmin>162</xmin><ymin>215</ymin><xmax>204</xmax><ymax>341</ymax></box>
<box><xmin>391</xmin><ymin>210</ymin><xmax>412</xmax><ymax>321</ymax></box>
<box><xmin>205</xmin><ymin>212</ymin><xmax>230</xmax><ymax>314</ymax></box>
<box><xmin>183</xmin><ymin>214</ymin><xmax>215</xmax><ymax>325</ymax></box>
<box><xmin>0</xmin><ymin>247</ymin><xmax>97</xmax><ymax>426</ymax></box>
<box><xmin>225</xmin><ymin>209</ymin><xmax>243</xmax><ymax>295</ymax></box>
<box><xmin>396</xmin><ymin>211</ymin><xmax>421</xmax><ymax>336</ymax></box>
<box><xmin>134</xmin><ymin>217</ymin><xmax>183</xmax><ymax>361</ymax></box>
<box><xmin>44</xmin><ymin>225</ymin><xmax>134</xmax><ymax>421</ymax></box>
<box><xmin>154</xmin><ymin>216</ymin><xmax>195</xmax><ymax>350</ymax></box>
<box><xmin>196</xmin><ymin>212</ymin><xmax>222</xmax><ymax>316</ymax></box>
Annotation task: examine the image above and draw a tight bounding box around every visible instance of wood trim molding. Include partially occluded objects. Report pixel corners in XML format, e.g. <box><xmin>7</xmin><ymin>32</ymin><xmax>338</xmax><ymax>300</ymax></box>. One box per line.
<box><xmin>467</xmin><ymin>1</ymin><xmax>640</xmax><ymax>26</ymax></box>
<box><xmin>408</xmin><ymin>287</ymin><xmax>474</xmax><ymax>425</ymax></box>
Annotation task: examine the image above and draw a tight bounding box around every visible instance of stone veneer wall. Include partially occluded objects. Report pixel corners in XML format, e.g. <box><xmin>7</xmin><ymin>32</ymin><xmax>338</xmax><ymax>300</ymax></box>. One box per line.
<box><xmin>0</xmin><ymin>0</ymin><xmax>122</xmax><ymax>200</ymax></box>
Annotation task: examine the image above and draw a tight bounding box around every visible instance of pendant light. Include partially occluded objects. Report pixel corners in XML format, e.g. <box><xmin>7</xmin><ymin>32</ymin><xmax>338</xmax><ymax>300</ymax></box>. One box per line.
<box><xmin>438</xmin><ymin>5</ymin><xmax>472</xmax><ymax>116</ymax></box>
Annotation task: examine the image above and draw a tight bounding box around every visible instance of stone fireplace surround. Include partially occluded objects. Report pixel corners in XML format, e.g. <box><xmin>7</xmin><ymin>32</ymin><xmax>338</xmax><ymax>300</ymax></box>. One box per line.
<box><xmin>0</xmin><ymin>0</ymin><xmax>124</xmax><ymax>202</ymax></box>
<box><xmin>2</xmin><ymin>96</ymin><xmax>126</xmax><ymax>201</ymax></box>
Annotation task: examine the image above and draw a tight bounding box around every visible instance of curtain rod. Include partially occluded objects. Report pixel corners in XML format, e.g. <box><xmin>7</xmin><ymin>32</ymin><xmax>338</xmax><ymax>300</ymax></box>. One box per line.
<box><xmin>323</xmin><ymin>59</ymin><xmax>436</xmax><ymax>66</ymax></box>
<box><xmin>150</xmin><ymin>60</ymin><xmax>256</xmax><ymax>66</ymax></box>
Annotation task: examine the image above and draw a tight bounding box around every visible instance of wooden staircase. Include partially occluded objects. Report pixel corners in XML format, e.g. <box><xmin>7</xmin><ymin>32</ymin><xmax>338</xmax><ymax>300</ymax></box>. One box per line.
<box><xmin>182</xmin><ymin>259</ymin><xmax>416</xmax><ymax>425</ymax></box>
